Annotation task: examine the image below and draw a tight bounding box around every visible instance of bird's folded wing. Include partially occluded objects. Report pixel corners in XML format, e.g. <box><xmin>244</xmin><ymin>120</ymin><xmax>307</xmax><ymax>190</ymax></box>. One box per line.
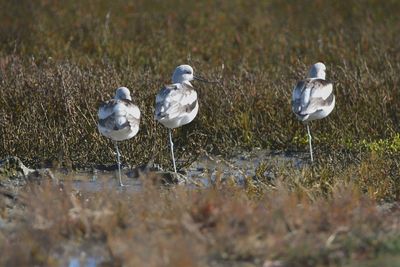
<box><xmin>98</xmin><ymin>99</ymin><xmax>117</xmax><ymax>120</ymax></box>
<box><xmin>309</xmin><ymin>79</ymin><xmax>333</xmax><ymax>99</ymax></box>
<box><xmin>98</xmin><ymin>114</ymin><xmax>122</xmax><ymax>131</ymax></box>
<box><xmin>125</xmin><ymin>104</ymin><xmax>141</xmax><ymax>126</ymax></box>
<box><xmin>292</xmin><ymin>78</ymin><xmax>333</xmax><ymax>115</ymax></box>
<box><xmin>123</xmin><ymin>102</ymin><xmax>140</xmax><ymax>120</ymax></box>
<box><xmin>155</xmin><ymin>83</ymin><xmax>197</xmax><ymax>120</ymax></box>
<box><xmin>98</xmin><ymin>99</ymin><xmax>140</xmax><ymax>130</ymax></box>
<box><xmin>300</xmin><ymin>94</ymin><xmax>335</xmax><ymax>115</ymax></box>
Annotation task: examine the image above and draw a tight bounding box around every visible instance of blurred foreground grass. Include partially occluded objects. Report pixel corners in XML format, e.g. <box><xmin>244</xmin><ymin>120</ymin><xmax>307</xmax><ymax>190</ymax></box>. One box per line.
<box><xmin>0</xmin><ymin>0</ymin><xmax>399</xmax><ymax>169</ymax></box>
<box><xmin>0</xmin><ymin>176</ymin><xmax>399</xmax><ymax>267</ymax></box>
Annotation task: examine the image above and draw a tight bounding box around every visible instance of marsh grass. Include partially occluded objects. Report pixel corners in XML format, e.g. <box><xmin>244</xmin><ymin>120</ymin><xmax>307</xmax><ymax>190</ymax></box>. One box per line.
<box><xmin>0</xmin><ymin>0</ymin><xmax>400</xmax><ymax>169</ymax></box>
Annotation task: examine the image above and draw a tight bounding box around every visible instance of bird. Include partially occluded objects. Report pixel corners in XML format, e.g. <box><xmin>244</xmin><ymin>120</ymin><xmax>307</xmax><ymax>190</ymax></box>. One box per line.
<box><xmin>291</xmin><ymin>62</ymin><xmax>335</xmax><ymax>162</ymax></box>
<box><xmin>154</xmin><ymin>64</ymin><xmax>206</xmax><ymax>173</ymax></box>
<box><xmin>98</xmin><ymin>87</ymin><xmax>140</xmax><ymax>186</ymax></box>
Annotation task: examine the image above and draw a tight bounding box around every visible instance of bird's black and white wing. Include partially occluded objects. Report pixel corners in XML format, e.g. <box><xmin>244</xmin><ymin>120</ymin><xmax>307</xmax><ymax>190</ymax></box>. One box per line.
<box><xmin>292</xmin><ymin>78</ymin><xmax>334</xmax><ymax>117</ymax></box>
<box><xmin>98</xmin><ymin>99</ymin><xmax>140</xmax><ymax>134</ymax></box>
<box><xmin>154</xmin><ymin>83</ymin><xmax>198</xmax><ymax>121</ymax></box>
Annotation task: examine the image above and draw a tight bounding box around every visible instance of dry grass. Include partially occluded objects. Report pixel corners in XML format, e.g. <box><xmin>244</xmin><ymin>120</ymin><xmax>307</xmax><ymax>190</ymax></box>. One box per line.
<box><xmin>1</xmin><ymin>177</ymin><xmax>399</xmax><ymax>267</ymax></box>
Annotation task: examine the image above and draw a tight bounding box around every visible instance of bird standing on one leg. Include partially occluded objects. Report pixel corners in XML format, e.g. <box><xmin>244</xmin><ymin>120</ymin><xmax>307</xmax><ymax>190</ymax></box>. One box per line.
<box><xmin>155</xmin><ymin>65</ymin><xmax>206</xmax><ymax>173</ymax></box>
<box><xmin>98</xmin><ymin>87</ymin><xmax>140</xmax><ymax>186</ymax></box>
<box><xmin>292</xmin><ymin>62</ymin><xmax>335</xmax><ymax>162</ymax></box>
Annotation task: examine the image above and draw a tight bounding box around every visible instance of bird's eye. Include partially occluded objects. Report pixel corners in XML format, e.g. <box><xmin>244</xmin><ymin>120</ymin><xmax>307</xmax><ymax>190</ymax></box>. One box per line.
<box><xmin>186</xmin><ymin>70</ymin><xmax>192</xmax><ymax>74</ymax></box>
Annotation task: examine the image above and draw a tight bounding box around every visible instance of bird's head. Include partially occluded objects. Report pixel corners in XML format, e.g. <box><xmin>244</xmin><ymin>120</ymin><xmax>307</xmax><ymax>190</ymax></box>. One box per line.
<box><xmin>114</xmin><ymin>87</ymin><xmax>132</xmax><ymax>101</ymax></box>
<box><xmin>308</xmin><ymin>62</ymin><xmax>326</xmax><ymax>79</ymax></box>
<box><xmin>172</xmin><ymin>64</ymin><xmax>195</xmax><ymax>84</ymax></box>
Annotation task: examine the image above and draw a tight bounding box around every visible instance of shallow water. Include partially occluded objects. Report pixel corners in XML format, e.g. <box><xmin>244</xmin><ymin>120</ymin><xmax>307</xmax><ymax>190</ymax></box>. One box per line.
<box><xmin>51</xmin><ymin>149</ymin><xmax>308</xmax><ymax>193</ymax></box>
<box><xmin>187</xmin><ymin>149</ymin><xmax>307</xmax><ymax>185</ymax></box>
<box><xmin>68</xmin><ymin>257</ymin><xmax>97</xmax><ymax>267</ymax></box>
<box><xmin>61</xmin><ymin>243</ymin><xmax>109</xmax><ymax>267</ymax></box>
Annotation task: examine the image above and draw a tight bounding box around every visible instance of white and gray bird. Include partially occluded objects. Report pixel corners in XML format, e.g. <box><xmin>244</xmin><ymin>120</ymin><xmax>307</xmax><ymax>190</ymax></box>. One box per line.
<box><xmin>292</xmin><ymin>62</ymin><xmax>335</xmax><ymax>162</ymax></box>
<box><xmin>155</xmin><ymin>64</ymin><xmax>205</xmax><ymax>173</ymax></box>
<box><xmin>98</xmin><ymin>87</ymin><xmax>140</xmax><ymax>186</ymax></box>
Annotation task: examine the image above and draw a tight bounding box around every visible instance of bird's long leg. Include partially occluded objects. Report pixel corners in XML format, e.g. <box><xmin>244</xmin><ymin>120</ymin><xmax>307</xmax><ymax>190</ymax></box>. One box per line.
<box><xmin>306</xmin><ymin>124</ymin><xmax>314</xmax><ymax>163</ymax></box>
<box><xmin>169</xmin><ymin>128</ymin><xmax>177</xmax><ymax>173</ymax></box>
<box><xmin>114</xmin><ymin>141</ymin><xmax>124</xmax><ymax>186</ymax></box>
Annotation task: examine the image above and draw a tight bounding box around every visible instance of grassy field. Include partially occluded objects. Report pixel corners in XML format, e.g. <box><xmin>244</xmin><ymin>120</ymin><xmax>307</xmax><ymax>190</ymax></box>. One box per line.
<box><xmin>1</xmin><ymin>0</ymin><xmax>400</xmax><ymax>266</ymax></box>
<box><xmin>1</xmin><ymin>0</ymin><xmax>400</xmax><ymax>168</ymax></box>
